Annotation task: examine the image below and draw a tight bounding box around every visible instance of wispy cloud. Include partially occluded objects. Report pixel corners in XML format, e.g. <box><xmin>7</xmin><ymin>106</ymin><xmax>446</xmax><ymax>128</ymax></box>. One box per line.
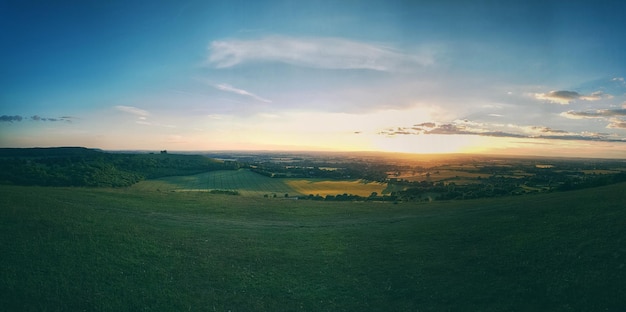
<box><xmin>208</xmin><ymin>36</ymin><xmax>435</xmax><ymax>71</ymax></box>
<box><xmin>534</xmin><ymin>90</ymin><xmax>604</xmax><ymax>105</ymax></box>
<box><xmin>115</xmin><ymin>105</ymin><xmax>150</xmax><ymax>117</ymax></box>
<box><xmin>613</xmin><ymin>77</ymin><xmax>626</xmax><ymax>86</ymax></box>
<box><xmin>166</xmin><ymin>135</ymin><xmax>187</xmax><ymax>144</ymax></box>
<box><xmin>1</xmin><ymin>115</ymin><xmax>74</xmax><ymax>123</ymax></box>
<box><xmin>378</xmin><ymin>120</ymin><xmax>624</xmax><ymax>142</ymax></box>
<box><xmin>207</xmin><ymin>114</ymin><xmax>224</xmax><ymax>120</ymax></box>
<box><xmin>114</xmin><ymin>105</ymin><xmax>160</xmax><ymax>126</ymax></box>
<box><xmin>214</xmin><ymin>83</ymin><xmax>272</xmax><ymax>103</ymax></box>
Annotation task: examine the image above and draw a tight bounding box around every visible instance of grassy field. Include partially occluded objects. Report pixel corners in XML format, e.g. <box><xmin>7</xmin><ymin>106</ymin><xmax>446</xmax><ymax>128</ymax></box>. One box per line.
<box><xmin>131</xmin><ymin>169</ymin><xmax>297</xmax><ymax>196</ymax></box>
<box><xmin>132</xmin><ymin>169</ymin><xmax>387</xmax><ymax>197</ymax></box>
<box><xmin>1</xmin><ymin>183</ymin><xmax>626</xmax><ymax>311</ymax></box>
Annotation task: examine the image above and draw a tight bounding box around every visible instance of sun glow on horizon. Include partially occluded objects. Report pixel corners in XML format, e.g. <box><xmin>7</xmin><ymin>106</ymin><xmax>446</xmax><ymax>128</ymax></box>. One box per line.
<box><xmin>371</xmin><ymin>134</ymin><xmax>491</xmax><ymax>154</ymax></box>
<box><xmin>2</xmin><ymin>2</ymin><xmax>626</xmax><ymax>158</ymax></box>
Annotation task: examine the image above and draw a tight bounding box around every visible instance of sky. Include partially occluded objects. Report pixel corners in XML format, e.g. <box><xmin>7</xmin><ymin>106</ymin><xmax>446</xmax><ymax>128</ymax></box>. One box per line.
<box><xmin>2</xmin><ymin>0</ymin><xmax>626</xmax><ymax>158</ymax></box>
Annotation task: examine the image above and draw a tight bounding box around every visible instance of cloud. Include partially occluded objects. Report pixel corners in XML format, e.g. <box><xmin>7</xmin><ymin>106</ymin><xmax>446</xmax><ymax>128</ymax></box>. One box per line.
<box><xmin>414</xmin><ymin>122</ymin><xmax>437</xmax><ymax>128</ymax></box>
<box><xmin>378</xmin><ymin>120</ymin><xmax>625</xmax><ymax>143</ymax></box>
<box><xmin>258</xmin><ymin>113</ymin><xmax>279</xmax><ymax>119</ymax></box>
<box><xmin>207</xmin><ymin>114</ymin><xmax>224</xmax><ymax>120</ymax></box>
<box><xmin>1</xmin><ymin>115</ymin><xmax>74</xmax><ymax>123</ymax></box>
<box><xmin>208</xmin><ymin>36</ymin><xmax>434</xmax><ymax>71</ymax></box>
<box><xmin>114</xmin><ymin>106</ymin><xmax>161</xmax><ymax>126</ymax></box>
<box><xmin>530</xmin><ymin>126</ymin><xmax>568</xmax><ymax>134</ymax></box>
<box><xmin>608</xmin><ymin>118</ymin><xmax>626</xmax><ymax>129</ymax></box>
<box><xmin>0</xmin><ymin>115</ymin><xmax>23</xmax><ymax>122</ymax></box>
<box><xmin>115</xmin><ymin>105</ymin><xmax>150</xmax><ymax>116</ymax></box>
<box><xmin>166</xmin><ymin>135</ymin><xmax>187</xmax><ymax>143</ymax></box>
<box><xmin>214</xmin><ymin>83</ymin><xmax>272</xmax><ymax>103</ymax></box>
<box><xmin>580</xmin><ymin>91</ymin><xmax>605</xmax><ymax>101</ymax></box>
<box><xmin>534</xmin><ymin>90</ymin><xmax>604</xmax><ymax>105</ymax></box>
<box><xmin>561</xmin><ymin>107</ymin><xmax>626</xmax><ymax>130</ymax></box>
<box><xmin>561</xmin><ymin>108</ymin><xmax>626</xmax><ymax>119</ymax></box>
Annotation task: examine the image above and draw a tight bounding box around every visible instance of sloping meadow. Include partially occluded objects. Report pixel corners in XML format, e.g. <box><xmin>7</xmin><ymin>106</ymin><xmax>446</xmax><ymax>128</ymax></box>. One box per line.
<box><xmin>1</xmin><ymin>183</ymin><xmax>625</xmax><ymax>311</ymax></box>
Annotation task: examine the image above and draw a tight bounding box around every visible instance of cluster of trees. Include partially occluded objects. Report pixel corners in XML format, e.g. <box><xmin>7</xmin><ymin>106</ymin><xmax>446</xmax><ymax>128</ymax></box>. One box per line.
<box><xmin>286</xmin><ymin>192</ymin><xmax>398</xmax><ymax>202</ymax></box>
<box><xmin>0</xmin><ymin>147</ymin><xmax>237</xmax><ymax>187</ymax></box>
<box><xmin>208</xmin><ymin>189</ymin><xmax>239</xmax><ymax>195</ymax></box>
<box><xmin>247</xmin><ymin>162</ymin><xmax>388</xmax><ymax>182</ymax></box>
<box><xmin>557</xmin><ymin>171</ymin><xmax>626</xmax><ymax>191</ymax></box>
<box><xmin>0</xmin><ymin>159</ymin><xmax>143</xmax><ymax>187</ymax></box>
<box><xmin>388</xmin><ymin>170</ymin><xmax>626</xmax><ymax>202</ymax></box>
<box><xmin>260</xmin><ymin>192</ymin><xmax>399</xmax><ymax>202</ymax></box>
<box><xmin>302</xmin><ymin>193</ymin><xmax>365</xmax><ymax>201</ymax></box>
<box><xmin>395</xmin><ymin>181</ymin><xmax>518</xmax><ymax>201</ymax></box>
<box><xmin>250</xmin><ymin>166</ymin><xmax>347</xmax><ymax>179</ymax></box>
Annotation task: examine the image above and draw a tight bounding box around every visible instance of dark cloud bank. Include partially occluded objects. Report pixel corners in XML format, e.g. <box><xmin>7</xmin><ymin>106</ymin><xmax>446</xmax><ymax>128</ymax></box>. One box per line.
<box><xmin>1</xmin><ymin>115</ymin><xmax>74</xmax><ymax>123</ymax></box>
<box><xmin>563</xmin><ymin>108</ymin><xmax>626</xmax><ymax>118</ymax></box>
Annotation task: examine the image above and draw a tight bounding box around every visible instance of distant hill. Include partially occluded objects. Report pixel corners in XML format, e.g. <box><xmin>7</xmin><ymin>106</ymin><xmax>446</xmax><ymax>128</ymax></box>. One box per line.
<box><xmin>0</xmin><ymin>147</ymin><xmax>102</xmax><ymax>158</ymax></box>
<box><xmin>0</xmin><ymin>147</ymin><xmax>238</xmax><ymax>187</ymax></box>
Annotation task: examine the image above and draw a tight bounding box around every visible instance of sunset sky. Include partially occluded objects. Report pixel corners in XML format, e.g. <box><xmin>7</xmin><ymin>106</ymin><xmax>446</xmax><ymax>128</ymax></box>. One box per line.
<box><xmin>2</xmin><ymin>1</ymin><xmax>626</xmax><ymax>157</ymax></box>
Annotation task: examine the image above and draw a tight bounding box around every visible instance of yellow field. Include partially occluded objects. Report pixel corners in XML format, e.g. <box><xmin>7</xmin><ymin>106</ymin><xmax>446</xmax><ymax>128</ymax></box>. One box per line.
<box><xmin>286</xmin><ymin>179</ymin><xmax>386</xmax><ymax>197</ymax></box>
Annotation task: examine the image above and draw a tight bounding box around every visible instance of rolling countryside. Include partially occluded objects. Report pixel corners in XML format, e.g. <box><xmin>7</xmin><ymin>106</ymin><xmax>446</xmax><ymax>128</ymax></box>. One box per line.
<box><xmin>132</xmin><ymin>169</ymin><xmax>386</xmax><ymax>197</ymax></box>
<box><xmin>4</xmin><ymin>2</ymin><xmax>626</xmax><ymax>311</ymax></box>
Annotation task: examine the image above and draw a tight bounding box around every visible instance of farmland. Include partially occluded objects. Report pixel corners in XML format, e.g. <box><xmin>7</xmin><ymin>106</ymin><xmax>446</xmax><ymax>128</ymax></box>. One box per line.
<box><xmin>286</xmin><ymin>179</ymin><xmax>385</xmax><ymax>197</ymax></box>
<box><xmin>2</xmin><ymin>148</ymin><xmax>626</xmax><ymax>310</ymax></box>
<box><xmin>3</xmin><ymin>148</ymin><xmax>626</xmax><ymax>202</ymax></box>
<box><xmin>2</xmin><ymin>182</ymin><xmax>626</xmax><ymax>311</ymax></box>
<box><xmin>132</xmin><ymin>169</ymin><xmax>386</xmax><ymax>197</ymax></box>
<box><xmin>227</xmin><ymin>151</ymin><xmax>626</xmax><ymax>201</ymax></box>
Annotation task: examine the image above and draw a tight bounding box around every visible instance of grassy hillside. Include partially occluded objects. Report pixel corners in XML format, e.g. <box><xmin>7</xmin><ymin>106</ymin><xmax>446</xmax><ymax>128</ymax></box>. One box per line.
<box><xmin>1</xmin><ymin>183</ymin><xmax>625</xmax><ymax>311</ymax></box>
<box><xmin>133</xmin><ymin>169</ymin><xmax>297</xmax><ymax>196</ymax></box>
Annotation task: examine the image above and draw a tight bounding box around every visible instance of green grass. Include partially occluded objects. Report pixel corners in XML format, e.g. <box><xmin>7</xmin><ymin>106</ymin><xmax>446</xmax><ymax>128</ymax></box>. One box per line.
<box><xmin>1</xmin><ymin>183</ymin><xmax>626</xmax><ymax>311</ymax></box>
<box><xmin>132</xmin><ymin>169</ymin><xmax>298</xmax><ymax>196</ymax></box>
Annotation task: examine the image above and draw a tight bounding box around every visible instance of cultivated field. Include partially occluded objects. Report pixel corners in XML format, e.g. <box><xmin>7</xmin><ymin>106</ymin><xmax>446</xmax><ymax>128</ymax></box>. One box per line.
<box><xmin>286</xmin><ymin>179</ymin><xmax>385</xmax><ymax>197</ymax></box>
<box><xmin>132</xmin><ymin>169</ymin><xmax>387</xmax><ymax>197</ymax></box>
<box><xmin>2</xmin><ymin>183</ymin><xmax>626</xmax><ymax>311</ymax></box>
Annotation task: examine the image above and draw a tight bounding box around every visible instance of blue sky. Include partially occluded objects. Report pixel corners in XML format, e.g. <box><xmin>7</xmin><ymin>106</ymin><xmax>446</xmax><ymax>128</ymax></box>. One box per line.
<box><xmin>2</xmin><ymin>0</ymin><xmax>626</xmax><ymax>157</ymax></box>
